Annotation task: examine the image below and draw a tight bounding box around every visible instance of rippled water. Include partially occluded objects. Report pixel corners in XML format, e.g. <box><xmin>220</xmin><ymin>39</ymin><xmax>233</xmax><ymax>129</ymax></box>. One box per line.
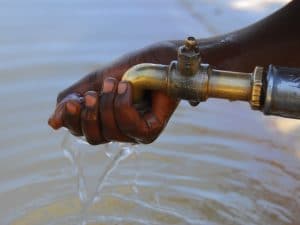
<box><xmin>1</xmin><ymin>0</ymin><xmax>299</xmax><ymax>224</ymax></box>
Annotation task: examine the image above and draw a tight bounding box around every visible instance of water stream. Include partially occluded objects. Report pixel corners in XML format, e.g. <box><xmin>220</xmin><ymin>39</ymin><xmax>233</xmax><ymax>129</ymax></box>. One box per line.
<box><xmin>2</xmin><ymin>1</ymin><xmax>299</xmax><ymax>225</ymax></box>
<box><xmin>62</xmin><ymin>133</ymin><xmax>139</xmax><ymax>225</ymax></box>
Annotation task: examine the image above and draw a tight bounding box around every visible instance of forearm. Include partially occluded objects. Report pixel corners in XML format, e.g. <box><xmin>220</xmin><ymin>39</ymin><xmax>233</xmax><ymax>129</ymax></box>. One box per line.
<box><xmin>171</xmin><ymin>0</ymin><xmax>300</xmax><ymax>72</ymax></box>
<box><xmin>58</xmin><ymin>1</ymin><xmax>299</xmax><ymax>102</ymax></box>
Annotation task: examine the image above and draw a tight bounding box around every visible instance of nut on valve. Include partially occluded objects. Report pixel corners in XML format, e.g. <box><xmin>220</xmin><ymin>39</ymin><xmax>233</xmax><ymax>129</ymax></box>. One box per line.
<box><xmin>178</xmin><ymin>36</ymin><xmax>201</xmax><ymax>76</ymax></box>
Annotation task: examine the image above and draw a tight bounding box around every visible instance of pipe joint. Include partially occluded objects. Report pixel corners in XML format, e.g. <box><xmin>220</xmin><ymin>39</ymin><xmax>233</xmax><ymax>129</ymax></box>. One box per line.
<box><xmin>121</xmin><ymin>36</ymin><xmax>300</xmax><ymax>120</ymax></box>
<box><xmin>122</xmin><ymin>37</ymin><xmax>262</xmax><ymax>107</ymax></box>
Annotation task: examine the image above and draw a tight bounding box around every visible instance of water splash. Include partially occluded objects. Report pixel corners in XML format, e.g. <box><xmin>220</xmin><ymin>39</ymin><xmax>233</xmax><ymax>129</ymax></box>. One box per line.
<box><xmin>61</xmin><ymin>132</ymin><xmax>138</xmax><ymax>225</ymax></box>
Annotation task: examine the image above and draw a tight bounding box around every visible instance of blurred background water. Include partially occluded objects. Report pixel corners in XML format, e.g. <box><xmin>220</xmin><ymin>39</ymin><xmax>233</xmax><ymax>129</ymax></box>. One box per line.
<box><xmin>0</xmin><ymin>0</ymin><xmax>299</xmax><ymax>224</ymax></box>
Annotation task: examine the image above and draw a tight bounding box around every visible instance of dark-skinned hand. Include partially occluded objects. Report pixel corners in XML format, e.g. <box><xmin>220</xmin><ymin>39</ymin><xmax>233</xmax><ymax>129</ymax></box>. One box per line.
<box><xmin>48</xmin><ymin>41</ymin><xmax>180</xmax><ymax>144</ymax></box>
<box><xmin>49</xmin><ymin>0</ymin><xmax>300</xmax><ymax>145</ymax></box>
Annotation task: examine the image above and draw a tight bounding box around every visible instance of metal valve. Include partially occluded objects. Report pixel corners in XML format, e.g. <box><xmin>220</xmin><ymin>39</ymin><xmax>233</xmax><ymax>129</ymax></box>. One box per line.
<box><xmin>177</xmin><ymin>36</ymin><xmax>201</xmax><ymax>76</ymax></box>
<box><xmin>122</xmin><ymin>36</ymin><xmax>300</xmax><ymax>120</ymax></box>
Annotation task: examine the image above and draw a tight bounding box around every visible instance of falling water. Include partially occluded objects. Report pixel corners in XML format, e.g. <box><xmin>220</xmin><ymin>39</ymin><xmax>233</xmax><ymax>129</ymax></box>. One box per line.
<box><xmin>62</xmin><ymin>133</ymin><xmax>139</xmax><ymax>225</ymax></box>
<box><xmin>2</xmin><ymin>1</ymin><xmax>300</xmax><ymax>225</ymax></box>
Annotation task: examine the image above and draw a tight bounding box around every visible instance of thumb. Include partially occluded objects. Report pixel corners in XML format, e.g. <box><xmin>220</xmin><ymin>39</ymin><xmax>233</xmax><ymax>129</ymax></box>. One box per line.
<box><xmin>114</xmin><ymin>81</ymin><xmax>174</xmax><ymax>144</ymax></box>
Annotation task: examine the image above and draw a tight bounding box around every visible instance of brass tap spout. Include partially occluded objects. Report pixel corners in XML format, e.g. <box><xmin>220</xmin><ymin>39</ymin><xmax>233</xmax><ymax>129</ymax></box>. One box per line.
<box><xmin>122</xmin><ymin>37</ymin><xmax>262</xmax><ymax>109</ymax></box>
<box><xmin>122</xmin><ymin>37</ymin><xmax>300</xmax><ymax>120</ymax></box>
<box><xmin>122</xmin><ymin>63</ymin><xmax>169</xmax><ymax>103</ymax></box>
<box><xmin>122</xmin><ymin>61</ymin><xmax>261</xmax><ymax>107</ymax></box>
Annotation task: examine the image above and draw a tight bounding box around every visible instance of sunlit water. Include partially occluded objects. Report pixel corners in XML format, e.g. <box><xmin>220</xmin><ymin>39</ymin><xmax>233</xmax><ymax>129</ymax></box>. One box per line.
<box><xmin>1</xmin><ymin>0</ymin><xmax>299</xmax><ymax>224</ymax></box>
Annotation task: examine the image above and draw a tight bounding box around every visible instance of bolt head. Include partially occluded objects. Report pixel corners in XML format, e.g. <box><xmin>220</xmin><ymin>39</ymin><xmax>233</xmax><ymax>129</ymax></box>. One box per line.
<box><xmin>184</xmin><ymin>36</ymin><xmax>198</xmax><ymax>50</ymax></box>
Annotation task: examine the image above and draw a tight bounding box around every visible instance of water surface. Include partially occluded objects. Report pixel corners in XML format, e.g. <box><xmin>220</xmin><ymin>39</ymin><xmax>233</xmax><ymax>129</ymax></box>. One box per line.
<box><xmin>0</xmin><ymin>0</ymin><xmax>299</xmax><ymax>224</ymax></box>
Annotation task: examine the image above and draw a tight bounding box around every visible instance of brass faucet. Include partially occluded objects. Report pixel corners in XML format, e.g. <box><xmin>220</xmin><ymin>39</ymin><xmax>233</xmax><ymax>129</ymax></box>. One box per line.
<box><xmin>122</xmin><ymin>37</ymin><xmax>300</xmax><ymax>119</ymax></box>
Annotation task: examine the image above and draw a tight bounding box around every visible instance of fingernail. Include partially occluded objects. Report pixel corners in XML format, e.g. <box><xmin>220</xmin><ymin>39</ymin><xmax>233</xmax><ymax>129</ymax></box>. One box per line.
<box><xmin>66</xmin><ymin>101</ymin><xmax>78</xmax><ymax>114</ymax></box>
<box><xmin>85</xmin><ymin>94</ymin><xmax>97</xmax><ymax>108</ymax></box>
<box><xmin>48</xmin><ymin>116</ymin><xmax>61</xmax><ymax>129</ymax></box>
<box><xmin>102</xmin><ymin>79</ymin><xmax>115</xmax><ymax>93</ymax></box>
<box><xmin>118</xmin><ymin>82</ymin><xmax>127</xmax><ymax>94</ymax></box>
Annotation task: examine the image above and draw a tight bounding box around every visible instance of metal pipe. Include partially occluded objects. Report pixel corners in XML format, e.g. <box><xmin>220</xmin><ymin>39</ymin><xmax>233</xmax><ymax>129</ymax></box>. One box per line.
<box><xmin>208</xmin><ymin>70</ymin><xmax>252</xmax><ymax>101</ymax></box>
<box><xmin>122</xmin><ymin>60</ymin><xmax>262</xmax><ymax>108</ymax></box>
<box><xmin>122</xmin><ymin>37</ymin><xmax>300</xmax><ymax>120</ymax></box>
<box><xmin>122</xmin><ymin>63</ymin><xmax>169</xmax><ymax>102</ymax></box>
<box><xmin>263</xmin><ymin>65</ymin><xmax>300</xmax><ymax>119</ymax></box>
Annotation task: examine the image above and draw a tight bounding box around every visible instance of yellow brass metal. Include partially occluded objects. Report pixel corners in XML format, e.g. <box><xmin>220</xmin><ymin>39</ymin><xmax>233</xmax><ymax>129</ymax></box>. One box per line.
<box><xmin>208</xmin><ymin>70</ymin><xmax>252</xmax><ymax>101</ymax></box>
<box><xmin>167</xmin><ymin>61</ymin><xmax>209</xmax><ymax>101</ymax></box>
<box><xmin>250</xmin><ymin>66</ymin><xmax>264</xmax><ymax>109</ymax></box>
<box><xmin>122</xmin><ymin>36</ymin><xmax>263</xmax><ymax>109</ymax></box>
<box><xmin>122</xmin><ymin>61</ymin><xmax>263</xmax><ymax>106</ymax></box>
<box><xmin>122</xmin><ymin>63</ymin><xmax>169</xmax><ymax>103</ymax></box>
<box><xmin>184</xmin><ymin>36</ymin><xmax>198</xmax><ymax>50</ymax></box>
<box><xmin>177</xmin><ymin>36</ymin><xmax>201</xmax><ymax>76</ymax></box>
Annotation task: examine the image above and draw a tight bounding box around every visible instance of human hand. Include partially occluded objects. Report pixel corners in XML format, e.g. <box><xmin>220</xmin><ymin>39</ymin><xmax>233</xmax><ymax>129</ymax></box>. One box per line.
<box><xmin>48</xmin><ymin>41</ymin><xmax>179</xmax><ymax>144</ymax></box>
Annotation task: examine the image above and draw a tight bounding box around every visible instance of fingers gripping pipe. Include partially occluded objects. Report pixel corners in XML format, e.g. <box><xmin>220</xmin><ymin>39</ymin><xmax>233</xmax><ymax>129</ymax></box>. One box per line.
<box><xmin>122</xmin><ymin>37</ymin><xmax>300</xmax><ymax>119</ymax></box>
<box><xmin>122</xmin><ymin>37</ymin><xmax>263</xmax><ymax>108</ymax></box>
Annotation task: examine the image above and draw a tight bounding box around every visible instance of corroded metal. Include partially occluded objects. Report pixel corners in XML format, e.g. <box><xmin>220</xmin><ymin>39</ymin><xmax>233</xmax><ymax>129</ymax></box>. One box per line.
<box><xmin>177</xmin><ymin>36</ymin><xmax>201</xmax><ymax>76</ymax></box>
<box><xmin>122</xmin><ymin>37</ymin><xmax>263</xmax><ymax>108</ymax></box>
<box><xmin>123</xmin><ymin>61</ymin><xmax>263</xmax><ymax>105</ymax></box>
<box><xmin>167</xmin><ymin>61</ymin><xmax>209</xmax><ymax>101</ymax></box>
<box><xmin>122</xmin><ymin>37</ymin><xmax>300</xmax><ymax>120</ymax></box>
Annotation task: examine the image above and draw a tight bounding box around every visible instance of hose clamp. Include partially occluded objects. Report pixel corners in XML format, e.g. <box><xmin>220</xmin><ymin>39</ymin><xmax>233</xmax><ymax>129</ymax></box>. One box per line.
<box><xmin>250</xmin><ymin>66</ymin><xmax>264</xmax><ymax>110</ymax></box>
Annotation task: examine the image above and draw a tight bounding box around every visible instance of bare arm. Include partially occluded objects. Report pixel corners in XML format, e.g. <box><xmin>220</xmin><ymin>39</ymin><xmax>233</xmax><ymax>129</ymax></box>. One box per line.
<box><xmin>49</xmin><ymin>1</ymin><xmax>300</xmax><ymax>144</ymax></box>
<box><xmin>173</xmin><ymin>0</ymin><xmax>300</xmax><ymax>72</ymax></box>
